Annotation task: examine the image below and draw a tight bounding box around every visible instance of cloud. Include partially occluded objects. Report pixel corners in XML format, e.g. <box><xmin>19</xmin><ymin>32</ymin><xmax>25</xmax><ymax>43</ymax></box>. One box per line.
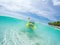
<box><xmin>52</xmin><ymin>0</ymin><xmax>60</xmax><ymax>5</ymax></box>
<box><xmin>0</xmin><ymin>0</ymin><xmax>32</xmax><ymax>11</ymax></box>
<box><xmin>0</xmin><ymin>0</ymin><xmax>58</xmax><ymax>22</ymax></box>
<box><xmin>29</xmin><ymin>0</ymin><xmax>57</xmax><ymax>21</ymax></box>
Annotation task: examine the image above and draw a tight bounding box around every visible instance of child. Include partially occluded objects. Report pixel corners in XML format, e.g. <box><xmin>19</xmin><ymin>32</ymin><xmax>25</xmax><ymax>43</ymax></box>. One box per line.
<box><xmin>26</xmin><ymin>17</ymin><xmax>35</xmax><ymax>30</ymax></box>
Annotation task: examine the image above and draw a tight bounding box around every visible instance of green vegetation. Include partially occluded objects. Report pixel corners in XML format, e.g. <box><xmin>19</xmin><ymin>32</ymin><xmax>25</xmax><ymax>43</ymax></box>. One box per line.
<box><xmin>48</xmin><ymin>21</ymin><xmax>60</xmax><ymax>26</ymax></box>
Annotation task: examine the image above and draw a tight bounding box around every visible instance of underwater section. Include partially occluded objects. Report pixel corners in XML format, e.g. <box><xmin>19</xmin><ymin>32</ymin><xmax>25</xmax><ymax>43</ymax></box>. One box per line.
<box><xmin>0</xmin><ymin>16</ymin><xmax>60</xmax><ymax>45</ymax></box>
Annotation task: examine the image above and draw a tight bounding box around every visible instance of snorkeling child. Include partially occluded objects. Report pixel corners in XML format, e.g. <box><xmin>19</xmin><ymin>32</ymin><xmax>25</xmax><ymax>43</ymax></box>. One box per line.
<box><xmin>26</xmin><ymin>17</ymin><xmax>37</xmax><ymax>39</ymax></box>
<box><xmin>26</xmin><ymin>17</ymin><xmax>36</xmax><ymax>30</ymax></box>
<box><xmin>26</xmin><ymin>17</ymin><xmax>42</xmax><ymax>40</ymax></box>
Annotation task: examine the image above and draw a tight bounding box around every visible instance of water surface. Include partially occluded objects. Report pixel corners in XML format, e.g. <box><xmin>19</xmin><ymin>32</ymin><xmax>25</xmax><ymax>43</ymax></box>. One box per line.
<box><xmin>0</xmin><ymin>16</ymin><xmax>60</xmax><ymax>45</ymax></box>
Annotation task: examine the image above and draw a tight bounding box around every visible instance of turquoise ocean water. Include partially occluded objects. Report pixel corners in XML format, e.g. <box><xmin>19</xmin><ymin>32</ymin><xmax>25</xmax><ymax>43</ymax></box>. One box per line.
<box><xmin>0</xmin><ymin>16</ymin><xmax>60</xmax><ymax>45</ymax></box>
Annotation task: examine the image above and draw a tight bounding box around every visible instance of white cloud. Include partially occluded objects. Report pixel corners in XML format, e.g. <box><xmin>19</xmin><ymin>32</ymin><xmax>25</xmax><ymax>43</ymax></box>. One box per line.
<box><xmin>0</xmin><ymin>0</ymin><xmax>57</xmax><ymax>21</ymax></box>
<box><xmin>52</xmin><ymin>0</ymin><xmax>60</xmax><ymax>5</ymax></box>
<box><xmin>0</xmin><ymin>0</ymin><xmax>32</xmax><ymax>11</ymax></box>
<box><xmin>29</xmin><ymin>0</ymin><xmax>57</xmax><ymax>21</ymax></box>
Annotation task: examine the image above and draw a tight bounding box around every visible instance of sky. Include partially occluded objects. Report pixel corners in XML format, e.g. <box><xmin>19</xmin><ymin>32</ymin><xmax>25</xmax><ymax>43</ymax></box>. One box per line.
<box><xmin>0</xmin><ymin>0</ymin><xmax>60</xmax><ymax>24</ymax></box>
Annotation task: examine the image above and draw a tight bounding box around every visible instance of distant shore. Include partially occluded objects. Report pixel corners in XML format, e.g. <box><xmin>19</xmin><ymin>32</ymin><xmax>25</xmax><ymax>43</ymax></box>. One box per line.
<box><xmin>48</xmin><ymin>21</ymin><xmax>60</xmax><ymax>29</ymax></box>
<box><xmin>53</xmin><ymin>26</ymin><xmax>60</xmax><ymax>29</ymax></box>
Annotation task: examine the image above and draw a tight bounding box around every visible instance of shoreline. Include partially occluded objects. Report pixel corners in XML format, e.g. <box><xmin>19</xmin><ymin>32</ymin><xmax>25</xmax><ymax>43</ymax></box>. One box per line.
<box><xmin>50</xmin><ymin>25</ymin><xmax>60</xmax><ymax>29</ymax></box>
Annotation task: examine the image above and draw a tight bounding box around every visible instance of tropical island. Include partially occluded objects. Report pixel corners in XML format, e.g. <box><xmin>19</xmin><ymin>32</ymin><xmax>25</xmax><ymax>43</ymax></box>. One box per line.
<box><xmin>48</xmin><ymin>21</ymin><xmax>60</xmax><ymax>29</ymax></box>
